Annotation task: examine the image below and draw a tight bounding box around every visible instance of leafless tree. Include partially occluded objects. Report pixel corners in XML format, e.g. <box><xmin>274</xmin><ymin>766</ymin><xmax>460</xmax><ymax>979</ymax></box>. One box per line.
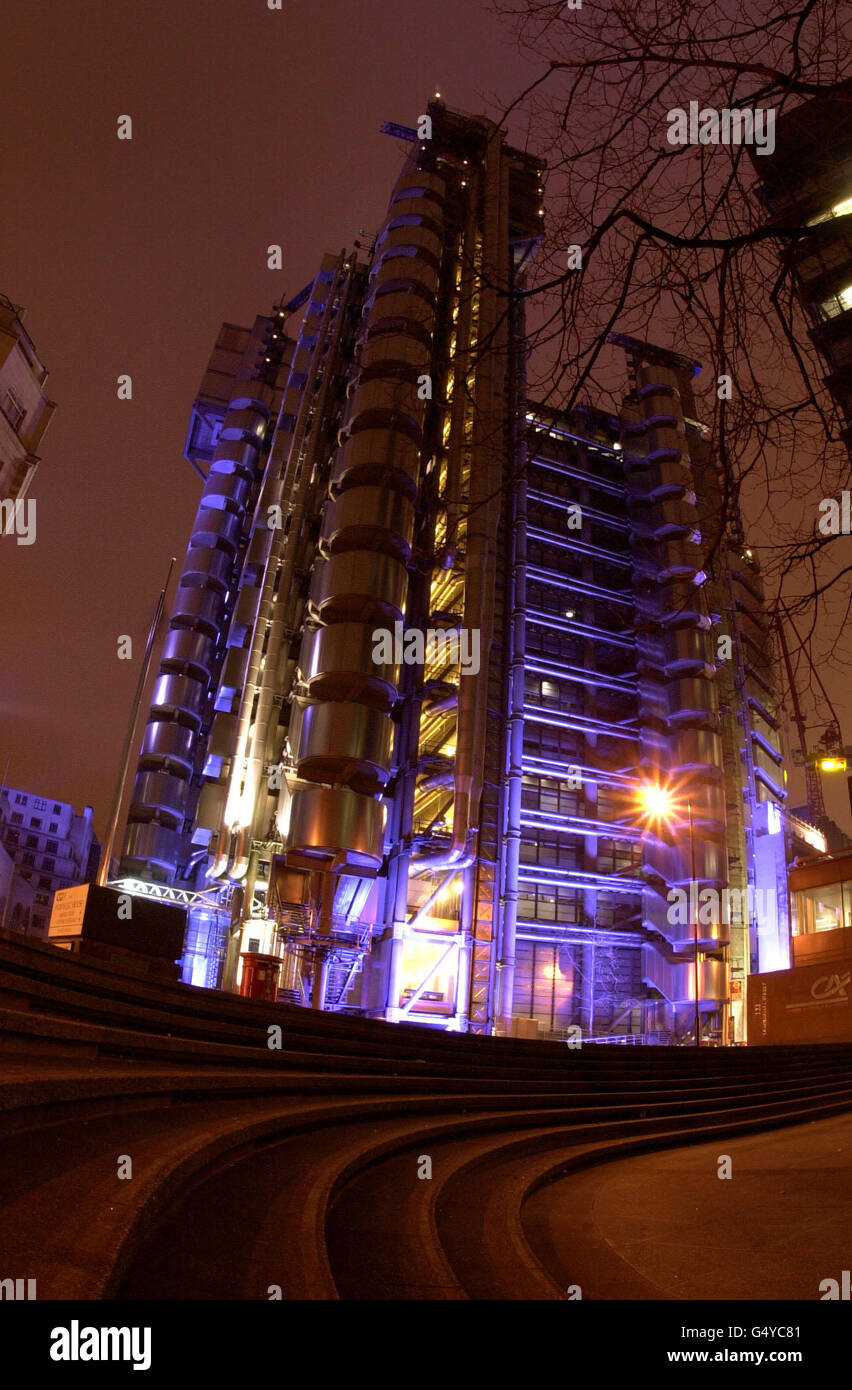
<box><xmin>488</xmin><ymin>0</ymin><xmax>852</xmax><ymax>725</ymax></box>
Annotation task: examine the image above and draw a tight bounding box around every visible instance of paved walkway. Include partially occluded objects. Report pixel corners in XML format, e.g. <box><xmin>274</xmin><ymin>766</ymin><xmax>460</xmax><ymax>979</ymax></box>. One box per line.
<box><xmin>523</xmin><ymin>1111</ymin><xmax>852</xmax><ymax>1300</ymax></box>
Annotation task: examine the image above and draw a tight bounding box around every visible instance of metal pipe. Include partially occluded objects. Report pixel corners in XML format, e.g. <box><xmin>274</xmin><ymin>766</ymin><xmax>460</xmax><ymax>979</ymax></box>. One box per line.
<box><xmin>497</xmin><ymin>279</ymin><xmax>528</xmax><ymax>1030</ymax></box>
<box><xmin>236</xmin><ymin>263</ymin><xmax>357</xmax><ymax>873</ymax></box>
<box><xmin>98</xmin><ymin>556</ymin><xmax>175</xmax><ymax>885</ymax></box>
<box><xmin>312</xmin><ymin>954</ymin><xmax>330</xmax><ymax>1010</ymax></box>
<box><xmin>690</xmin><ymin>800</ymin><xmax>700</xmax><ymax>1047</ymax></box>
<box><xmin>215</xmin><ymin>260</ymin><xmax>349</xmax><ymax>877</ymax></box>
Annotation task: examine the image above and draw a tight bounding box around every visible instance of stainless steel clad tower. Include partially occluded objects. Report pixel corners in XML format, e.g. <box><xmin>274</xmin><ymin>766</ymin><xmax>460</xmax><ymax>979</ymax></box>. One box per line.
<box><xmin>118</xmin><ymin>105</ymin><xmax>786</xmax><ymax>1041</ymax></box>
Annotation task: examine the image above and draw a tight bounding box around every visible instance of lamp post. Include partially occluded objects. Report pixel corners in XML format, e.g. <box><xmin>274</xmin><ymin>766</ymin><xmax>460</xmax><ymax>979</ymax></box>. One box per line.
<box><xmin>638</xmin><ymin>780</ymin><xmax>701</xmax><ymax>1047</ymax></box>
<box><xmin>689</xmin><ymin>800</ymin><xmax>700</xmax><ymax>1049</ymax></box>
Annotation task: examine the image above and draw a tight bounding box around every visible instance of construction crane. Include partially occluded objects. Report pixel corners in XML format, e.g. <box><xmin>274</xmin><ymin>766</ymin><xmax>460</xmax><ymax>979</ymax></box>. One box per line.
<box><xmin>774</xmin><ymin>603</ymin><xmax>847</xmax><ymax>827</ymax></box>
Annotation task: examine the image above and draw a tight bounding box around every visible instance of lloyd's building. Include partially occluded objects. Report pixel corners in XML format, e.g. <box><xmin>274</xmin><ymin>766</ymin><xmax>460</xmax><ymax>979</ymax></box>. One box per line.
<box><xmin>116</xmin><ymin>102</ymin><xmax>789</xmax><ymax>1042</ymax></box>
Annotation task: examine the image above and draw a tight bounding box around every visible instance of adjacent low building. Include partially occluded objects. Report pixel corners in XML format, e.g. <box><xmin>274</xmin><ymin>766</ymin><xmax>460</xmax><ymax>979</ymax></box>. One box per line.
<box><xmin>749</xmin><ymin>846</ymin><xmax>852</xmax><ymax>1043</ymax></box>
<box><xmin>0</xmin><ymin>790</ymin><xmax>35</xmax><ymax>934</ymax></box>
<box><xmin>0</xmin><ymin>787</ymin><xmax>99</xmax><ymax>938</ymax></box>
<box><xmin>0</xmin><ymin>292</ymin><xmax>56</xmax><ymax>503</ymax></box>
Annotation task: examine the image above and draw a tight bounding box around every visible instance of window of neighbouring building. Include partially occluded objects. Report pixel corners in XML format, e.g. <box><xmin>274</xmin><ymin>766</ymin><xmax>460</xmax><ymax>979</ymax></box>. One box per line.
<box><xmin>2</xmin><ymin>388</ymin><xmax>26</xmax><ymax>432</ymax></box>
<box><xmin>792</xmin><ymin>880</ymin><xmax>852</xmax><ymax>933</ymax></box>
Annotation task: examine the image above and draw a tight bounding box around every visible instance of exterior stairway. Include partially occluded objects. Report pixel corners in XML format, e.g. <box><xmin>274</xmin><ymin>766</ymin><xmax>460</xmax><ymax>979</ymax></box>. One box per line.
<box><xmin>2</xmin><ymin>925</ymin><xmax>852</xmax><ymax>1300</ymax></box>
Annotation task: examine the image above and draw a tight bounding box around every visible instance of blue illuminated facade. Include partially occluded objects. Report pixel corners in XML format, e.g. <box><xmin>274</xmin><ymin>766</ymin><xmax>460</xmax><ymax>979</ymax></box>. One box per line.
<box><xmin>117</xmin><ymin>104</ymin><xmax>788</xmax><ymax>1042</ymax></box>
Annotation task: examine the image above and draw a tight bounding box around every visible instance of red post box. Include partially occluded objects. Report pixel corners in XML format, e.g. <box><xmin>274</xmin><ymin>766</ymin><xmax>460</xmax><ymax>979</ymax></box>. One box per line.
<box><xmin>239</xmin><ymin>951</ymin><xmax>282</xmax><ymax>1001</ymax></box>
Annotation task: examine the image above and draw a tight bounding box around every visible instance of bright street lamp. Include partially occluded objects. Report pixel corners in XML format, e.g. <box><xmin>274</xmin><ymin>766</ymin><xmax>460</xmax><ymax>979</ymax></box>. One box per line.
<box><xmin>637</xmin><ymin>782</ymin><xmax>676</xmax><ymax>823</ymax></box>
<box><xmin>637</xmin><ymin>781</ymin><xmax>701</xmax><ymax>1047</ymax></box>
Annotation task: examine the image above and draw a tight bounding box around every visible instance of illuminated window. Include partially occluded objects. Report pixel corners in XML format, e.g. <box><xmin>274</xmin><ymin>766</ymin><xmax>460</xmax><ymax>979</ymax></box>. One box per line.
<box><xmin>808</xmin><ymin>194</ymin><xmax>852</xmax><ymax>226</ymax></box>
<box><xmin>818</xmin><ymin>283</ymin><xmax>852</xmax><ymax>319</ymax></box>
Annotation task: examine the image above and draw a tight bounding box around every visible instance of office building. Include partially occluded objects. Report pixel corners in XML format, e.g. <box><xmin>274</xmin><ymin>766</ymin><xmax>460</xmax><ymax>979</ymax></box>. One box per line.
<box><xmin>0</xmin><ymin>789</ymin><xmax>35</xmax><ymax>934</ymax></box>
<box><xmin>753</xmin><ymin>80</ymin><xmax>852</xmax><ymax>448</ymax></box>
<box><xmin>118</xmin><ymin>103</ymin><xmax>788</xmax><ymax>1041</ymax></box>
<box><xmin>0</xmin><ymin>787</ymin><xmax>98</xmax><ymax>938</ymax></box>
<box><xmin>0</xmin><ymin>293</ymin><xmax>56</xmax><ymax>504</ymax></box>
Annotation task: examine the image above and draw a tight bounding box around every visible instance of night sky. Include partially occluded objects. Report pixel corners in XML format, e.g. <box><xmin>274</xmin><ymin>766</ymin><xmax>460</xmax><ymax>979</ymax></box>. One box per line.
<box><xmin>1</xmin><ymin>0</ymin><xmax>848</xmax><ymax>839</ymax></box>
<box><xmin>0</xmin><ymin>0</ymin><xmax>538</xmax><ymax>837</ymax></box>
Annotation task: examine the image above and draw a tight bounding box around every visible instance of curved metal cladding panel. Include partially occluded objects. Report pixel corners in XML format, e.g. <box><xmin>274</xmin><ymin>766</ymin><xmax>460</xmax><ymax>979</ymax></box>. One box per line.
<box><xmin>181</xmin><ymin>544</ymin><xmax>233</xmax><ymax>591</ymax></box>
<box><xmin>122</xmin><ymin>821</ymin><xmax>183</xmax><ymax>872</ymax></box>
<box><xmin>161</xmin><ymin>627</ymin><xmax>218</xmax><ymax>679</ymax></box>
<box><xmin>673</xmin><ymin>781</ymin><xmax>727</xmax><ymax>834</ymax></box>
<box><xmin>652</xmin><ymin>579</ymin><xmax>708</xmax><ymax>628</ymax></box>
<box><xmin>170</xmin><ymin>583</ymin><xmax>226</xmax><ymax>636</ymax></box>
<box><xmin>320</xmin><ymin>486</ymin><xmax>415</xmax><ymax>562</ymax></box>
<box><xmin>666</xmin><ymin>676</ymin><xmax>718</xmax><ymax>727</ymax></box>
<box><xmin>375</xmin><ymin>222</ymin><xmax>444</xmax><ymax>263</ymax></box>
<box><xmin>344</xmin><ymin>377</ymin><xmax>424</xmax><ymax>436</ymax></box>
<box><xmin>150</xmin><ymin>672</ymin><xmax>208</xmax><ymax>729</ymax></box>
<box><xmin>299</xmin><ymin>622</ymin><xmax>400</xmax><ymax>710</ymax></box>
<box><xmin>296</xmin><ymin>701</ymin><xmax>394</xmax><ymax>792</ymax></box>
<box><xmin>201</xmin><ymin>467</ymin><xmax>252</xmax><ymax>512</ymax></box>
<box><xmin>359</xmin><ymin>331</ymin><xmax>431</xmax><ymax>376</ymax></box>
<box><xmin>629</xmin><ymin>495</ymin><xmax>696</xmax><ymax>539</ymax></box>
<box><xmin>643</xmin><ymin>949</ymin><xmax>729</xmax><ymax>1006</ymax></box>
<box><xmin>626</xmin><ymin>455</ymin><xmax>694</xmax><ymax>500</ymax></box>
<box><xmin>643</xmin><ymin>889</ymin><xmax>732</xmax><ymax>948</ymax></box>
<box><xmin>309</xmin><ymin>550</ymin><xmax>409</xmax><ymax>625</ymax></box>
<box><xmin>287</xmin><ymin>786</ymin><xmax>384</xmax><ymax>870</ymax></box>
<box><xmin>630</xmin><ymin>534</ymin><xmax>702</xmax><ymax>581</ymax></box>
<box><xmin>191</xmin><ymin>507</ymin><xmax>244</xmax><ymax>553</ymax></box>
<box><xmin>373</xmin><ymin>254</ymin><xmax>440</xmax><ymax>300</ymax></box>
<box><xmin>363</xmin><ymin>286</ymin><xmax>437</xmax><ymax>333</ymax></box>
<box><xmin>332</xmin><ymin>428</ymin><xmax>421</xmax><ymax>497</ymax></box>
<box><xmin>662</xmin><ymin>627</ymin><xmax>714</xmax><ymax>675</ymax></box>
<box><xmin>122</xmin><ymin>360</ymin><xmax>272</xmax><ymax>880</ymax></box>
<box><xmin>195</xmin><ymin>780</ymin><xmax>227</xmax><ymax>833</ymax></box>
<box><xmin>642</xmin><ymin>833</ymin><xmax>727</xmax><ymax>887</ymax></box>
<box><xmin>130</xmin><ymin>772</ymin><xmax>190</xmax><ymax>825</ymax></box>
<box><xmin>391</xmin><ymin>170</ymin><xmax>448</xmax><ymax>206</ymax></box>
<box><xmin>140</xmin><ymin>720</ymin><xmax>196</xmax><ymax>772</ymax></box>
<box><xmin>672</xmin><ymin>726</ymin><xmax>724</xmax><ymax>774</ymax></box>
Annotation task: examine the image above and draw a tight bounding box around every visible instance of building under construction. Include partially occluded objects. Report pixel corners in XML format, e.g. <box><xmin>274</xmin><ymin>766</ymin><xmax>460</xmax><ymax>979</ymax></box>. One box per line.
<box><xmin>117</xmin><ymin>103</ymin><xmax>789</xmax><ymax>1042</ymax></box>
